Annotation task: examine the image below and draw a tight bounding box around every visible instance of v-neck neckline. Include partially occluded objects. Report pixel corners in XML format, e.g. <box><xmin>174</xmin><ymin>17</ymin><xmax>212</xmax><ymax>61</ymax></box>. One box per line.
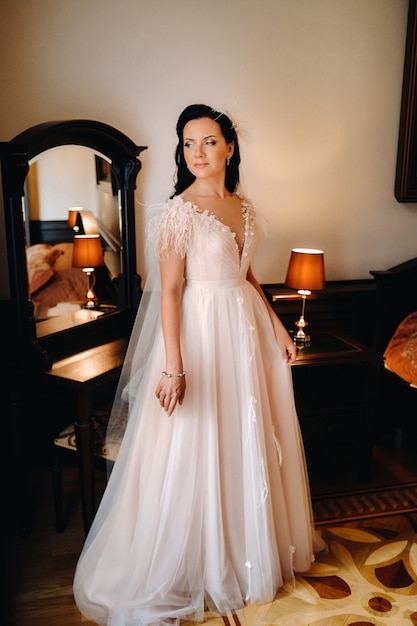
<box><xmin>180</xmin><ymin>195</ymin><xmax>249</xmax><ymax>264</ymax></box>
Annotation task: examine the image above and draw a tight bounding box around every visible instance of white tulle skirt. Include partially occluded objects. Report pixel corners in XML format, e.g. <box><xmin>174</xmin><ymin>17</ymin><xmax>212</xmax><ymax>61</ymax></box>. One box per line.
<box><xmin>73</xmin><ymin>279</ymin><xmax>325</xmax><ymax>626</ymax></box>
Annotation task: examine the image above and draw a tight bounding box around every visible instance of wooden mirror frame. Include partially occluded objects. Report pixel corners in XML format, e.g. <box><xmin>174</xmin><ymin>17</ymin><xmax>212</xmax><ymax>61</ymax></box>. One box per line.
<box><xmin>1</xmin><ymin>120</ymin><xmax>147</xmax><ymax>370</ymax></box>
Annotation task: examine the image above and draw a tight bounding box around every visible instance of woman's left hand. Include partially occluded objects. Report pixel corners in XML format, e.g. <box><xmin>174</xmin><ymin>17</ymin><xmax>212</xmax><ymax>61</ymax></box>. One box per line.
<box><xmin>273</xmin><ymin>322</ymin><xmax>296</xmax><ymax>364</ymax></box>
<box><xmin>281</xmin><ymin>338</ymin><xmax>296</xmax><ymax>364</ymax></box>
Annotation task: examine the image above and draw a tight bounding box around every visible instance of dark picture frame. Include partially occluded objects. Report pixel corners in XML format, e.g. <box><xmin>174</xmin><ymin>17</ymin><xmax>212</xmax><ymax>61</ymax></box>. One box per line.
<box><xmin>395</xmin><ymin>0</ymin><xmax>417</xmax><ymax>202</ymax></box>
<box><xmin>95</xmin><ymin>155</ymin><xmax>118</xmax><ymax>195</ymax></box>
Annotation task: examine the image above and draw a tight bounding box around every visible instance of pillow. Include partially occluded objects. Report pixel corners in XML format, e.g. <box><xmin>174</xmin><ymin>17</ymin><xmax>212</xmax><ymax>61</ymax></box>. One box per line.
<box><xmin>384</xmin><ymin>311</ymin><xmax>417</xmax><ymax>386</ymax></box>
<box><xmin>26</xmin><ymin>244</ymin><xmax>63</xmax><ymax>294</ymax></box>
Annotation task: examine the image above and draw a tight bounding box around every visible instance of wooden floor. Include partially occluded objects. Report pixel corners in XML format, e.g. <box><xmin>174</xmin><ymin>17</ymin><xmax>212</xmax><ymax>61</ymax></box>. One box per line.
<box><xmin>2</xmin><ymin>464</ymin><xmax>102</xmax><ymax>626</ymax></box>
<box><xmin>2</xmin><ymin>437</ymin><xmax>417</xmax><ymax>626</ymax></box>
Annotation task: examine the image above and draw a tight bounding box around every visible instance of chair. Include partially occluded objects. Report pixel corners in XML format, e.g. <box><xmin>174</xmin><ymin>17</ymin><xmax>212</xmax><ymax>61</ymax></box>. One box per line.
<box><xmin>52</xmin><ymin>401</ymin><xmax>127</xmax><ymax>532</ymax></box>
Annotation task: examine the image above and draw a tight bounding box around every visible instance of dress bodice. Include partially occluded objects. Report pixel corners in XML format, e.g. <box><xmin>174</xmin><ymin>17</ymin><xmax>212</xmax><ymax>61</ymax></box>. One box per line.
<box><xmin>158</xmin><ymin>195</ymin><xmax>261</xmax><ymax>286</ymax></box>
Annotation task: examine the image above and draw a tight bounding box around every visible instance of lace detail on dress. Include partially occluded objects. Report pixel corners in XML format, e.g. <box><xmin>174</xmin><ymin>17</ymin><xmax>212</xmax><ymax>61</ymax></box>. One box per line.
<box><xmin>243</xmin><ymin>395</ymin><xmax>269</xmax><ymax>507</ymax></box>
<box><xmin>272</xmin><ymin>428</ymin><xmax>283</xmax><ymax>466</ymax></box>
<box><xmin>184</xmin><ymin>196</ymin><xmax>254</xmax><ymax>260</ymax></box>
<box><xmin>237</xmin><ymin>294</ymin><xmax>256</xmax><ymax>362</ymax></box>
<box><xmin>147</xmin><ymin>195</ymin><xmax>265</xmax><ymax>260</ymax></box>
<box><xmin>244</xmin><ymin>560</ymin><xmax>252</xmax><ymax>602</ymax></box>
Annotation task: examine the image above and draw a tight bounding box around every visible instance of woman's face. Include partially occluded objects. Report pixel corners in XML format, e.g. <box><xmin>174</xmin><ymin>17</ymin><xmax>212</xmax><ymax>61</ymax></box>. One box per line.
<box><xmin>182</xmin><ymin>117</ymin><xmax>234</xmax><ymax>181</ymax></box>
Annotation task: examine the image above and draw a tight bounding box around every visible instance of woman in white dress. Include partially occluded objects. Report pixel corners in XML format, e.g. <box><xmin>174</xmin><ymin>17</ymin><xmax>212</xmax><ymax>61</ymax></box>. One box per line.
<box><xmin>73</xmin><ymin>104</ymin><xmax>326</xmax><ymax>626</ymax></box>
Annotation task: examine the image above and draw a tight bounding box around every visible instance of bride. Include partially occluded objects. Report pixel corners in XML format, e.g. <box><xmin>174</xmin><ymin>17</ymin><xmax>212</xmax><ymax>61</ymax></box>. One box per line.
<box><xmin>73</xmin><ymin>103</ymin><xmax>326</xmax><ymax>626</ymax></box>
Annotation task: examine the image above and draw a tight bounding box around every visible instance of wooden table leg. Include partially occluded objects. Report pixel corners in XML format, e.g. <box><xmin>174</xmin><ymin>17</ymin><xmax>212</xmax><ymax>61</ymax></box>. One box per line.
<box><xmin>8</xmin><ymin>375</ymin><xmax>30</xmax><ymax>536</ymax></box>
<box><xmin>359</xmin><ymin>357</ymin><xmax>380</xmax><ymax>483</ymax></box>
<box><xmin>74</xmin><ymin>392</ymin><xmax>95</xmax><ymax>535</ymax></box>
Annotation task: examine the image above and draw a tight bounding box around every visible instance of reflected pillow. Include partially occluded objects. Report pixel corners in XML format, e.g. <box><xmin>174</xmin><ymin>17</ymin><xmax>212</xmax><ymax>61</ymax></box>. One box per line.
<box><xmin>26</xmin><ymin>243</ymin><xmax>63</xmax><ymax>294</ymax></box>
<box><xmin>51</xmin><ymin>242</ymin><xmax>74</xmax><ymax>271</ymax></box>
<box><xmin>34</xmin><ymin>264</ymin><xmax>86</xmax><ymax>305</ymax></box>
<box><xmin>31</xmin><ymin>242</ymin><xmax>86</xmax><ymax>306</ymax></box>
<box><xmin>384</xmin><ymin>311</ymin><xmax>417</xmax><ymax>386</ymax></box>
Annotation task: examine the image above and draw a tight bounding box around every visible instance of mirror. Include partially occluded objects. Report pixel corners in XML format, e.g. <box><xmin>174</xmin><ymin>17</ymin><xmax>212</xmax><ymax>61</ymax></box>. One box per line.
<box><xmin>1</xmin><ymin>120</ymin><xmax>147</xmax><ymax>370</ymax></box>
<box><xmin>25</xmin><ymin>146</ymin><xmax>123</xmax><ymax>335</ymax></box>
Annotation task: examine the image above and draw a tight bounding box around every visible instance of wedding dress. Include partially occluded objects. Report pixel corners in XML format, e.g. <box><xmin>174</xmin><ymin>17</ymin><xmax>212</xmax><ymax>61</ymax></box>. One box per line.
<box><xmin>73</xmin><ymin>195</ymin><xmax>325</xmax><ymax>626</ymax></box>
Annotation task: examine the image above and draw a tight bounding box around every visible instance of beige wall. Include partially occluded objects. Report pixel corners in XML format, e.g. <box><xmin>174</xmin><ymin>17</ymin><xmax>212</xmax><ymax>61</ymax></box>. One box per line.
<box><xmin>0</xmin><ymin>0</ymin><xmax>413</xmax><ymax>299</ymax></box>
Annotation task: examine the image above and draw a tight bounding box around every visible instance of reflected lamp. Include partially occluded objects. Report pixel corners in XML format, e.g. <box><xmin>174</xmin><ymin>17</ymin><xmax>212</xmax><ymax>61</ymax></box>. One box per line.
<box><xmin>285</xmin><ymin>248</ymin><xmax>325</xmax><ymax>346</ymax></box>
<box><xmin>68</xmin><ymin>208</ymin><xmax>99</xmax><ymax>235</ymax></box>
<box><xmin>72</xmin><ymin>234</ymin><xmax>105</xmax><ymax>309</ymax></box>
<box><xmin>68</xmin><ymin>207</ymin><xmax>83</xmax><ymax>233</ymax></box>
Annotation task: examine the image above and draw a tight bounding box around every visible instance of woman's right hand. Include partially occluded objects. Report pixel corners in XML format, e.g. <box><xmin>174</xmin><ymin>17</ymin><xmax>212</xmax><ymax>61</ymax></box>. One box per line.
<box><xmin>155</xmin><ymin>373</ymin><xmax>186</xmax><ymax>416</ymax></box>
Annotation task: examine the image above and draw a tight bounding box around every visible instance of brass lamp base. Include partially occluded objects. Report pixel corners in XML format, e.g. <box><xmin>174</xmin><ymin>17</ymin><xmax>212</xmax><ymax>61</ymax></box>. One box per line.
<box><xmin>292</xmin><ymin>291</ymin><xmax>311</xmax><ymax>348</ymax></box>
<box><xmin>82</xmin><ymin>268</ymin><xmax>99</xmax><ymax>309</ymax></box>
<box><xmin>293</xmin><ymin>317</ymin><xmax>311</xmax><ymax>348</ymax></box>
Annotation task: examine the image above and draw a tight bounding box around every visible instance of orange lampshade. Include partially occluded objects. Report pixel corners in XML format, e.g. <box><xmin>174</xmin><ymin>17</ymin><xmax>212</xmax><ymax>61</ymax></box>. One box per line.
<box><xmin>285</xmin><ymin>248</ymin><xmax>325</xmax><ymax>292</ymax></box>
<box><xmin>72</xmin><ymin>234</ymin><xmax>104</xmax><ymax>269</ymax></box>
<box><xmin>68</xmin><ymin>207</ymin><xmax>83</xmax><ymax>228</ymax></box>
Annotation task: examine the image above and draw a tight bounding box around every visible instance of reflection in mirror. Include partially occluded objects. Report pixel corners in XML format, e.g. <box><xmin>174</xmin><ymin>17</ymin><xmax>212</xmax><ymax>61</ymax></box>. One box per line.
<box><xmin>24</xmin><ymin>146</ymin><xmax>122</xmax><ymax>336</ymax></box>
<box><xmin>2</xmin><ymin>118</ymin><xmax>146</xmax><ymax>370</ymax></box>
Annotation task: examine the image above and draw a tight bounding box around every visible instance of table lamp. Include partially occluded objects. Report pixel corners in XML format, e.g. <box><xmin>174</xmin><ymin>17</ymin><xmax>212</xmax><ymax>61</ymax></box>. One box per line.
<box><xmin>68</xmin><ymin>207</ymin><xmax>83</xmax><ymax>233</ymax></box>
<box><xmin>285</xmin><ymin>248</ymin><xmax>325</xmax><ymax>346</ymax></box>
<box><xmin>72</xmin><ymin>234</ymin><xmax>105</xmax><ymax>308</ymax></box>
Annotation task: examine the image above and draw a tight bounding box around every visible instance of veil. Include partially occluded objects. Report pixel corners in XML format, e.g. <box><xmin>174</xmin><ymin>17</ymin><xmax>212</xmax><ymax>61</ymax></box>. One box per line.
<box><xmin>104</xmin><ymin>206</ymin><xmax>163</xmax><ymax>474</ymax></box>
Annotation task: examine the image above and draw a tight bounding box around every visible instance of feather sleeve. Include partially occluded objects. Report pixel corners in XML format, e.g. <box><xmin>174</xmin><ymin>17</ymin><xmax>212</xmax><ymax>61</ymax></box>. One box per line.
<box><xmin>146</xmin><ymin>196</ymin><xmax>193</xmax><ymax>259</ymax></box>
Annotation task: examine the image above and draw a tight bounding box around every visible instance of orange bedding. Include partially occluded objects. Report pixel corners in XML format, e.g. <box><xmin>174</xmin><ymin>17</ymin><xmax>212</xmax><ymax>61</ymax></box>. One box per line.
<box><xmin>384</xmin><ymin>311</ymin><xmax>417</xmax><ymax>387</ymax></box>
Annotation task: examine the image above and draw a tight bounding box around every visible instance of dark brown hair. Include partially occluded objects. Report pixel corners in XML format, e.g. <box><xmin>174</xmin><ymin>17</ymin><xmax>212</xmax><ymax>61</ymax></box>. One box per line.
<box><xmin>172</xmin><ymin>104</ymin><xmax>241</xmax><ymax>196</ymax></box>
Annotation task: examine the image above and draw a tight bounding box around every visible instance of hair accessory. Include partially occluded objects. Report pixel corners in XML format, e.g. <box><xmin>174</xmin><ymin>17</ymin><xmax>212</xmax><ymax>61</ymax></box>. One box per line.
<box><xmin>227</xmin><ymin>112</ymin><xmax>250</xmax><ymax>141</ymax></box>
<box><xmin>212</xmin><ymin>108</ymin><xmax>249</xmax><ymax>142</ymax></box>
<box><xmin>212</xmin><ymin>109</ymin><xmax>238</xmax><ymax>136</ymax></box>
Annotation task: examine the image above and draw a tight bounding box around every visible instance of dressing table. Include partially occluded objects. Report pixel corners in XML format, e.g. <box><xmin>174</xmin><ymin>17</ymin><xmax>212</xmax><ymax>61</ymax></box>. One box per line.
<box><xmin>1</xmin><ymin>120</ymin><xmax>147</xmax><ymax>534</ymax></box>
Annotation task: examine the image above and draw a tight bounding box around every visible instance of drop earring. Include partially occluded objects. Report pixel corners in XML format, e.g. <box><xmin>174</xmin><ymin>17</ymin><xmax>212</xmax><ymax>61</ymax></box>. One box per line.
<box><xmin>227</xmin><ymin>158</ymin><xmax>230</xmax><ymax>166</ymax></box>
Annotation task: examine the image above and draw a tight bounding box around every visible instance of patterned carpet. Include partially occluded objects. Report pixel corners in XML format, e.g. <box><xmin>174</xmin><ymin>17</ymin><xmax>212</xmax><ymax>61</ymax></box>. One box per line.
<box><xmin>183</xmin><ymin>512</ymin><xmax>417</xmax><ymax>626</ymax></box>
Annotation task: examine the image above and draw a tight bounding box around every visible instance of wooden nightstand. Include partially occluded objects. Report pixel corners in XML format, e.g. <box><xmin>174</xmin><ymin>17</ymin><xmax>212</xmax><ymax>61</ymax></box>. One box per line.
<box><xmin>291</xmin><ymin>332</ymin><xmax>381</xmax><ymax>483</ymax></box>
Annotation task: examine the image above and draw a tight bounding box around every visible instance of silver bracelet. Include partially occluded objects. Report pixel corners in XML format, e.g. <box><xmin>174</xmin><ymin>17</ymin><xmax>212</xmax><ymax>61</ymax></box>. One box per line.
<box><xmin>161</xmin><ymin>370</ymin><xmax>187</xmax><ymax>378</ymax></box>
